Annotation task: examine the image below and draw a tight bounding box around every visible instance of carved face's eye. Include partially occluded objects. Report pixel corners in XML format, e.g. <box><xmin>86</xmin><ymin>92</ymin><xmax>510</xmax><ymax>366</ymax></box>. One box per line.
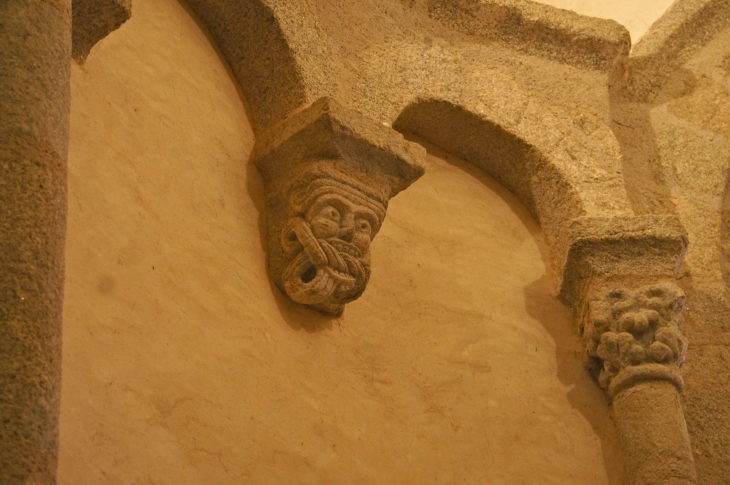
<box><xmin>323</xmin><ymin>206</ymin><xmax>340</xmax><ymax>221</ymax></box>
<box><xmin>308</xmin><ymin>205</ymin><xmax>341</xmax><ymax>239</ymax></box>
<box><xmin>356</xmin><ymin>219</ymin><xmax>371</xmax><ymax>236</ymax></box>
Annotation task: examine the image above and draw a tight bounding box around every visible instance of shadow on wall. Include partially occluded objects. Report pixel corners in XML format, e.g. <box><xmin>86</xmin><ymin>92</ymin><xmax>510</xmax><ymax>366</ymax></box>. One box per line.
<box><xmin>441</xmin><ymin>144</ymin><xmax>629</xmax><ymax>485</ymax></box>
<box><xmin>434</xmin><ymin>141</ymin><xmax>628</xmax><ymax>485</ymax></box>
<box><xmin>245</xmin><ymin>148</ymin><xmax>335</xmax><ymax>333</ymax></box>
<box><xmin>178</xmin><ymin>0</ymin><xmax>336</xmax><ymax>333</ymax></box>
<box><xmin>523</xmin><ymin>276</ymin><xmax>628</xmax><ymax>485</ymax></box>
<box><xmin>400</xmin><ymin>136</ymin><xmax>630</xmax><ymax>485</ymax></box>
<box><xmin>609</xmin><ymin>67</ymin><xmax>699</xmax><ymax>216</ymax></box>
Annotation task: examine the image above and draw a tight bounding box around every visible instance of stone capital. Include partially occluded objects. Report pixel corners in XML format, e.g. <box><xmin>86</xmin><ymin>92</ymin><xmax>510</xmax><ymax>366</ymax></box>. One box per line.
<box><xmin>581</xmin><ymin>282</ymin><xmax>688</xmax><ymax>398</ymax></box>
<box><xmin>582</xmin><ymin>280</ymin><xmax>698</xmax><ymax>484</ymax></box>
<box><xmin>253</xmin><ymin>98</ymin><xmax>426</xmax><ymax>315</ymax></box>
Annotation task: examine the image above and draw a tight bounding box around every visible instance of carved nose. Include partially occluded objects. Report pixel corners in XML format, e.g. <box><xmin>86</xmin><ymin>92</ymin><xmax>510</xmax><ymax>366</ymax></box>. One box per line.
<box><xmin>339</xmin><ymin>213</ymin><xmax>354</xmax><ymax>241</ymax></box>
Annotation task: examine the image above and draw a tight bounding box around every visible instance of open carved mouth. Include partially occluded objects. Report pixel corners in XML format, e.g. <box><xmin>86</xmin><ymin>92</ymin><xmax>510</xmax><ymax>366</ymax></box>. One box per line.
<box><xmin>280</xmin><ymin>217</ymin><xmax>371</xmax><ymax>312</ymax></box>
<box><xmin>327</xmin><ymin>238</ymin><xmax>362</xmax><ymax>259</ymax></box>
<box><xmin>282</xmin><ymin>238</ymin><xmax>366</xmax><ymax>307</ymax></box>
<box><xmin>300</xmin><ymin>265</ymin><xmax>317</xmax><ymax>283</ymax></box>
<box><xmin>297</xmin><ymin>260</ymin><xmax>357</xmax><ymax>287</ymax></box>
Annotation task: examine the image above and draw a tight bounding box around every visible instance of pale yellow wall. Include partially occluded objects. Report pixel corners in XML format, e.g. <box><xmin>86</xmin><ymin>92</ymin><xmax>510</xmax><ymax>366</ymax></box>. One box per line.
<box><xmin>533</xmin><ymin>0</ymin><xmax>676</xmax><ymax>43</ymax></box>
<box><xmin>59</xmin><ymin>0</ymin><xmax>625</xmax><ymax>483</ymax></box>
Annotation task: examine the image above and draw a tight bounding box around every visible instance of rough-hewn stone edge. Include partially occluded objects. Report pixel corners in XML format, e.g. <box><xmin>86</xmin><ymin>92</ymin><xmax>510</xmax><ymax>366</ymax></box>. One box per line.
<box><xmin>557</xmin><ymin>215</ymin><xmax>688</xmax><ymax>306</ymax></box>
<box><xmin>72</xmin><ymin>0</ymin><xmax>131</xmax><ymax>63</ymax></box>
<box><xmin>626</xmin><ymin>0</ymin><xmax>730</xmax><ymax>101</ymax></box>
<box><xmin>427</xmin><ymin>0</ymin><xmax>630</xmax><ymax>71</ymax></box>
<box><xmin>253</xmin><ymin>97</ymin><xmax>426</xmax><ymax>200</ymax></box>
<box><xmin>393</xmin><ymin>98</ymin><xmax>539</xmax><ymax>217</ymax></box>
<box><xmin>0</xmin><ymin>134</ymin><xmax>67</xmax><ymax>485</ymax></box>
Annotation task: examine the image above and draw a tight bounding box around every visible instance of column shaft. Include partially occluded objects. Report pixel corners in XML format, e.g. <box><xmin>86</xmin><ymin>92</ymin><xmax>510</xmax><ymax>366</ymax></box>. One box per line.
<box><xmin>0</xmin><ymin>1</ymin><xmax>71</xmax><ymax>483</ymax></box>
<box><xmin>613</xmin><ymin>381</ymin><xmax>696</xmax><ymax>485</ymax></box>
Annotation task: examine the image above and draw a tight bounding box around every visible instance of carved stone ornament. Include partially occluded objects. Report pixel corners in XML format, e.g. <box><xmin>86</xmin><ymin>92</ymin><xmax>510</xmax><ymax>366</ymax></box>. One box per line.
<box><xmin>279</xmin><ymin>165</ymin><xmax>383</xmax><ymax>314</ymax></box>
<box><xmin>253</xmin><ymin>98</ymin><xmax>426</xmax><ymax>315</ymax></box>
<box><xmin>582</xmin><ymin>282</ymin><xmax>688</xmax><ymax>397</ymax></box>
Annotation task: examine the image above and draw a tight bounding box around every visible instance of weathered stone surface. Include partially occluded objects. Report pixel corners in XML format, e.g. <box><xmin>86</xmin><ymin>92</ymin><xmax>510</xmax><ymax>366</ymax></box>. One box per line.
<box><xmin>557</xmin><ymin>215</ymin><xmax>688</xmax><ymax>306</ymax></box>
<box><xmin>426</xmin><ymin>0</ymin><xmax>631</xmax><ymax>71</ymax></box>
<box><xmin>393</xmin><ymin>99</ymin><xmax>635</xmax><ymax>294</ymax></box>
<box><xmin>72</xmin><ymin>0</ymin><xmax>131</xmax><ymax>62</ymax></box>
<box><xmin>0</xmin><ymin>1</ymin><xmax>71</xmax><ymax>484</ymax></box>
<box><xmin>682</xmin><ymin>342</ymin><xmax>730</xmax><ymax>485</ymax></box>
<box><xmin>186</xmin><ymin>0</ymin><xmax>635</xmax><ymax>247</ymax></box>
<box><xmin>644</xmin><ymin>16</ymin><xmax>730</xmax><ymax>483</ymax></box>
<box><xmin>626</xmin><ymin>0</ymin><xmax>730</xmax><ymax>100</ymax></box>
<box><xmin>254</xmin><ymin>98</ymin><xmax>425</xmax><ymax>314</ymax></box>
<box><xmin>3</xmin><ymin>0</ymin><xmax>726</xmax><ymax>482</ymax></box>
<box><xmin>580</xmin><ymin>282</ymin><xmax>697</xmax><ymax>484</ymax></box>
<box><xmin>582</xmin><ymin>282</ymin><xmax>688</xmax><ymax>396</ymax></box>
<box><xmin>613</xmin><ymin>381</ymin><xmax>697</xmax><ymax>485</ymax></box>
<box><xmin>530</xmin><ymin>0</ymin><xmax>676</xmax><ymax>43</ymax></box>
<box><xmin>184</xmin><ymin>0</ymin><xmax>334</xmax><ymax>130</ymax></box>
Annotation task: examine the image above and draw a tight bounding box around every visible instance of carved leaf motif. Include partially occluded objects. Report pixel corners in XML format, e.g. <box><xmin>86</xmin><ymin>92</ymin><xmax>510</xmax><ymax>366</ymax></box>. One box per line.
<box><xmin>583</xmin><ymin>282</ymin><xmax>687</xmax><ymax>391</ymax></box>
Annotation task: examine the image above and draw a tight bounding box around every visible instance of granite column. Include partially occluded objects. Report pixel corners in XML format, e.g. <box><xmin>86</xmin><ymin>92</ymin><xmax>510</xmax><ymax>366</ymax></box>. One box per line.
<box><xmin>0</xmin><ymin>1</ymin><xmax>71</xmax><ymax>483</ymax></box>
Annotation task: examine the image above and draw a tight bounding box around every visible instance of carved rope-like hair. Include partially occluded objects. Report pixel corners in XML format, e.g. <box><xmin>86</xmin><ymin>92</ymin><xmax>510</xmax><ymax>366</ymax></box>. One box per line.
<box><xmin>289</xmin><ymin>168</ymin><xmax>387</xmax><ymax>231</ymax></box>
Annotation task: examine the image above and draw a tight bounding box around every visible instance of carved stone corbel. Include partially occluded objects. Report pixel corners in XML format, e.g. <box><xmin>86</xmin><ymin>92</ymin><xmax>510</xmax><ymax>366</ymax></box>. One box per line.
<box><xmin>253</xmin><ymin>98</ymin><xmax>426</xmax><ymax>315</ymax></box>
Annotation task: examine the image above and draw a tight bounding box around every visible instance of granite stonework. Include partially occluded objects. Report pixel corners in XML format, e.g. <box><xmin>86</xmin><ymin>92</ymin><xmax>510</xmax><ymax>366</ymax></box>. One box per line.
<box><xmin>2</xmin><ymin>0</ymin><xmax>730</xmax><ymax>483</ymax></box>
<box><xmin>253</xmin><ymin>98</ymin><xmax>425</xmax><ymax>315</ymax></box>
<box><xmin>0</xmin><ymin>1</ymin><xmax>71</xmax><ymax>483</ymax></box>
<box><xmin>72</xmin><ymin>0</ymin><xmax>131</xmax><ymax>62</ymax></box>
<box><xmin>583</xmin><ymin>283</ymin><xmax>697</xmax><ymax>484</ymax></box>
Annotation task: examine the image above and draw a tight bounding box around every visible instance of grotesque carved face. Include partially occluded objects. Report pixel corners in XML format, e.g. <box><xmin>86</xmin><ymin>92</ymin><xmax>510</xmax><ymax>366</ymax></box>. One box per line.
<box><xmin>305</xmin><ymin>194</ymin><xmax>375</xmax><ymax>256</ymax></box>
<box><xmin>279</xmin><ymin>177</ymin><xmax>384</xmax><ymax>315</ymax></box>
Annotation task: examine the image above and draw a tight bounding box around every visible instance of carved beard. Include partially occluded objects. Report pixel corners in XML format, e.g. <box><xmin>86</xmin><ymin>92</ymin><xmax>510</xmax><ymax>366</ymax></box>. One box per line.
<box><xmin>281</xmin><ymin>217</ymin><xmax>371</xmax><ymax>314</ymax></box>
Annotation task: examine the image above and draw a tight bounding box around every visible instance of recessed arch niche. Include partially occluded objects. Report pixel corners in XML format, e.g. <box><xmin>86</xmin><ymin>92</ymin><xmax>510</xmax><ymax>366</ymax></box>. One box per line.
<box><xmin>58</xmin><ymin>0</ymin><xmax>627</xmax><ymax>483</ymax></box>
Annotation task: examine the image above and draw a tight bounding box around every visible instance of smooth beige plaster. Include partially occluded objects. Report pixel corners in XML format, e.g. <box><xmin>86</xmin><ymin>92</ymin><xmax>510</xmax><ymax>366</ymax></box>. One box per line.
<box><xmin>533</xmin><ymin>0</ymin><xmax>676</xmax><ymax>43</ymax></box>
<box><xmin>59</xmin><ymin>0</ymin><xmax>624</xmax><ymax>482</ymax></box>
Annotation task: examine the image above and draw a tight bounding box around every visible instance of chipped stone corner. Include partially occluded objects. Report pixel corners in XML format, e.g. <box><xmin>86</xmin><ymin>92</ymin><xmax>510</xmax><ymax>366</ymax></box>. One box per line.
<box><xmin>72</xmin><ymin>0</ymin><xmax>132</xmax><ymax>63</ymax></box>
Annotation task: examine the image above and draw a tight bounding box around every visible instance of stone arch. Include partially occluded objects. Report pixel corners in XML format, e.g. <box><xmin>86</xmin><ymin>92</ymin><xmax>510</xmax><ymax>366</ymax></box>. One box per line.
<box><xmin>185</xmin><ymin>0</ymin><xmax>313</xmax><ymax>130</ymax></box>
<box><xmin>391</xmin><ymin>96</ymin><xmax>688</xmax><ymax>306</ymax></box>
<box><xmin>393</xmin><ymin>98</ymin><xmax>584</xmax><ymax>232</ymax></box>
<box><xmin>184</xmin><ymin>1</ymin><xmax>635</xmax><ymax>240</ymax></box>
<box><xmin>393</xmin><ymin>97</ymin><xmax>618</xmax><ymax>289</ymax></box>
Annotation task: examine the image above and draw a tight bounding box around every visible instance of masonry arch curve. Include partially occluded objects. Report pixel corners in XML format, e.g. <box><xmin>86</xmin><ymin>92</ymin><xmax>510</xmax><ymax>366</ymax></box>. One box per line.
<box><xmin>185</xmin><ymin>0</ymin><xmax>309</xmax><ymax>129</ymax></box>
<box><xmin>393</xmin><ymin>98</ymin><xmax>586</xmax><ymax>232</ymax></box>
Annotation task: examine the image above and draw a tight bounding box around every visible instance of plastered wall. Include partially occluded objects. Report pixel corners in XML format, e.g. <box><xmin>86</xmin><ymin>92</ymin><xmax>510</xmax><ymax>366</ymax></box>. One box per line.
<box><xmin>58</xmin><ymin>0</ymin><xmax>632</xmax><ymax>482</ymax></box>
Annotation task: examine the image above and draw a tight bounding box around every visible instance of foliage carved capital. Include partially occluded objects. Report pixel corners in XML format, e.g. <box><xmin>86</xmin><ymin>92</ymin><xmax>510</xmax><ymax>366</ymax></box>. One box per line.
<box><xmin>582</xmin><ymin>282</ymin><xmax>688</xmax><ymax>397</ymax></box>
